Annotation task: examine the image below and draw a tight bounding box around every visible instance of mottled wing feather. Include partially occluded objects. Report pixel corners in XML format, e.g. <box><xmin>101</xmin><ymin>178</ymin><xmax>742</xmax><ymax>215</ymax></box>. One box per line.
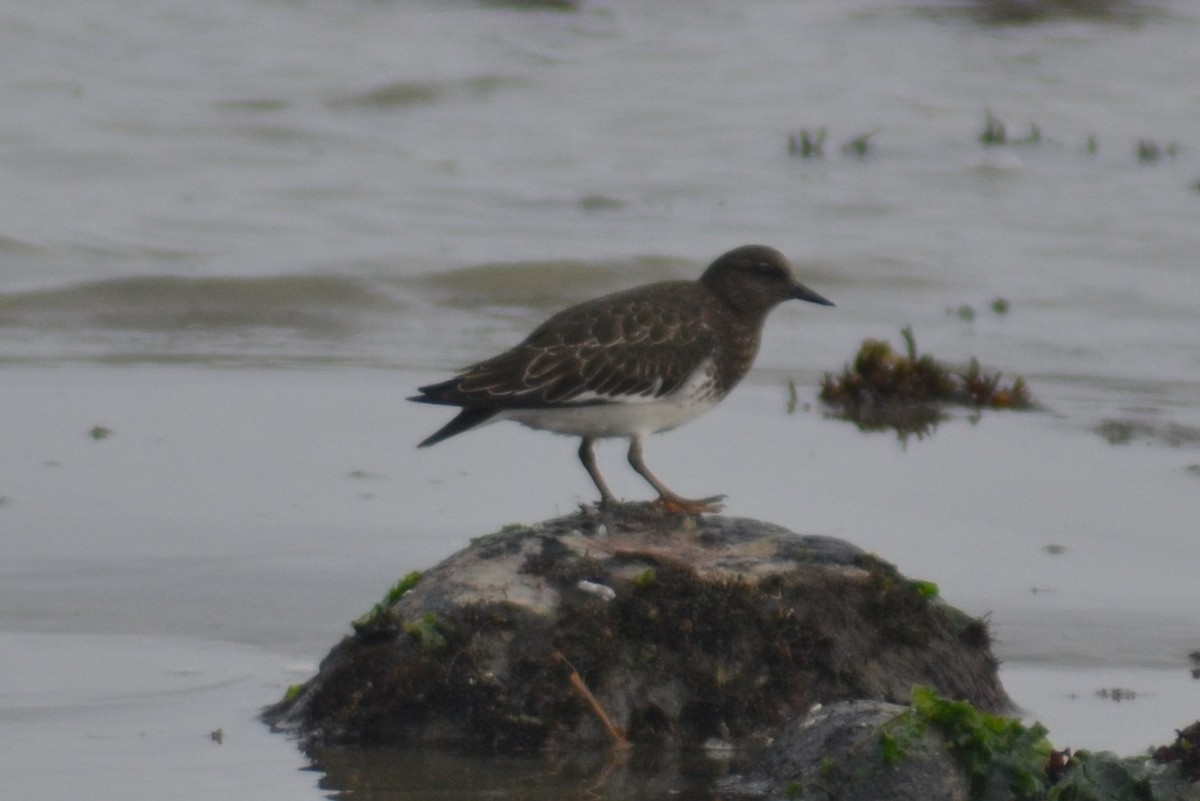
<box><xmin>419</xmin><ymin>284</ymin><xmax>716</xmax><ymax>409</ymax></box>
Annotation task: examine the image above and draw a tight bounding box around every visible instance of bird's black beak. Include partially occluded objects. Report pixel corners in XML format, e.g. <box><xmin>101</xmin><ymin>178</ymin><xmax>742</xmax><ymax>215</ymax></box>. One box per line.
<box><xmin>789</xmin><ymin>282</ymin><xmax>835</xmax><ymax>307</ymax></box>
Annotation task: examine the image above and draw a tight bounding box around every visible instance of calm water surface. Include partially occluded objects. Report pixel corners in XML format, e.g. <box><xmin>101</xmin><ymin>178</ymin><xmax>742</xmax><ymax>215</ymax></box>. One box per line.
<box><xmin>2</xmin><ymin>1</ymin><xmax>1199</xmax><ymax>798</ymax></box>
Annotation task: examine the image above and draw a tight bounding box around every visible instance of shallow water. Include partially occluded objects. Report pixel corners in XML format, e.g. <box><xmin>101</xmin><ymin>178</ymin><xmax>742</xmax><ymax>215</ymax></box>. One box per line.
<box><xmin>3</xmin><ymin>1</ymin><xmax>1199</xmax><ymax>798</ymax></box>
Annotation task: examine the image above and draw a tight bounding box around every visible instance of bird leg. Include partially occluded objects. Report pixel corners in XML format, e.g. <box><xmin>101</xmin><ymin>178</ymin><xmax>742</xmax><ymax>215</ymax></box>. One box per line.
<box><xmin>626</xmin><ymin>435</ymin><xmax>724</xmax><ymax>514</ymax></box>
<box><xmin>578</xmin><ymin>437</ymin><xmax>618</xmax><ymax>508</ymax></box>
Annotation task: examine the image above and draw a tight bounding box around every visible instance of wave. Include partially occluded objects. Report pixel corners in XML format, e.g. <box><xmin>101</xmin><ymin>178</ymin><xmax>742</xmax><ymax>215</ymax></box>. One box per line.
<box><xmin>403</xmin><ymin>254</ymin><xmax>693</xmax><ymax>312</ymax></box>
<box><xmin>0</xmin><ymin>256</ymin><xmax>695</xmax><ymax>366</ymax></box>
<box><xmin>0</xmin><ymin>274</ymin><xmax>404</xmax><ymax>336</ymax></box>
<box><xmin>324</xmin><ymin>74</ymin><xmax>516</xmax><ymax>111</ymax></box>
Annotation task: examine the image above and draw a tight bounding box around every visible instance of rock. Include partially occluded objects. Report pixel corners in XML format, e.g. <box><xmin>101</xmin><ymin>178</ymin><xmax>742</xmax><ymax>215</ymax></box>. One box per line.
<box><xmin>1060</xmin><ymin>747</ymin><xmax>1200</xmax><ymax>801</ymax></box>
<box><xmin>726</xmin><ymin>696</ymin><xmax>1200</xmax><ymax>801</ymax></box>
<box><xmin>263</xmin><ymin>505</ymin><xmax>1010</xmax><ymax>751</ymax></box>
<box><xmin>722</xmin><ymin>700</ymin><xmax>970</xmax><ymax>801</ymax></box>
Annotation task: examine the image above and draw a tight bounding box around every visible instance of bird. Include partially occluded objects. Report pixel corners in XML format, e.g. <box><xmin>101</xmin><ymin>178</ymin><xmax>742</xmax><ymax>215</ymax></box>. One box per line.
<box><xmin>410</xmin><ymin>244</ymin><xmax>834</xmax><ymax>513</ymax></box>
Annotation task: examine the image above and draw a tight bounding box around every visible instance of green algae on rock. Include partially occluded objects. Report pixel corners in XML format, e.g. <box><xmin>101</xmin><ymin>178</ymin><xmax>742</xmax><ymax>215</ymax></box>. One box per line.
<box><xmin>725</xmin><ymin>700</ymin><xmax>972</xmax><ymax>801</ymax></box>
<box><xmin>884</xmin><ymin>686</ymin><xmax>1052</xmax><ymax>800</ymax></box>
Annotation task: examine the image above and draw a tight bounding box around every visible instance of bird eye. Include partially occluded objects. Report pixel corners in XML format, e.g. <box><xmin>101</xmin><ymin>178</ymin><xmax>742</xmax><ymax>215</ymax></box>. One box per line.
<box><xmin>753</xmin><ymin>262</ymin><xmax>780</xmax><ymax>277</ymax></box>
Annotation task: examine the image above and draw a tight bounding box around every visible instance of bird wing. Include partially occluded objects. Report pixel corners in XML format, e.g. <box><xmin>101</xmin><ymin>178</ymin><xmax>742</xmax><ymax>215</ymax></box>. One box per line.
<box><xmin>416</xmin><ymin>285</ymin><xmax>717</xmax><ymax>409</ymax></box>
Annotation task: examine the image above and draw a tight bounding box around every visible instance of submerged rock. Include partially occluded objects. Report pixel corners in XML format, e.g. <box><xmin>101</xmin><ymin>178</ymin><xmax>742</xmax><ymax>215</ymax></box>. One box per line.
<box><xmin>745</xmin><ymin>689</ymin><xmax>1053</xmax><ymax>801</ymax></box>
<box><xmin>727</xmin><ymin>694</ymin><xmax>1200</xmax><ymax>801</ymax></box>
<box><xmin>722</xmin><ymin>700</ymin><xmax>970</xmax><ymax>801</ymax></box>
<box><xmin>726</xmin><ymin>698</ymin><xmax>1200</xmax><ymax>801</ymax></box>
<box><xmin>264</xmin><ymin>505</ymin><xmax>1010</xmax><ymax>751</ymax></box>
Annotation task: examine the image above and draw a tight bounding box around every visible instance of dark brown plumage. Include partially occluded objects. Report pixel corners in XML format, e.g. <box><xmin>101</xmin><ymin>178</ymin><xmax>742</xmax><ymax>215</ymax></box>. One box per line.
<box><xmin>411</xmin><ymin>244</ymin><xmax>833</xmax><ymax>510</ymax></box>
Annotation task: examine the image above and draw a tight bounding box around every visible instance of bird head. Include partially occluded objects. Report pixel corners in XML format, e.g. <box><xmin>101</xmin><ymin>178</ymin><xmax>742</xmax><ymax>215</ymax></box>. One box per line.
<box><xmin>701</xmin><ymin>245</ymin><xmax>835</xmax><ymax>318</ymax></box>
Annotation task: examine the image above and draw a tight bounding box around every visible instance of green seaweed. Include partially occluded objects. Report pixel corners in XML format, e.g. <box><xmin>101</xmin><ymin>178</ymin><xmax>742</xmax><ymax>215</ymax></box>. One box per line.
<box><xmin>981</xmin><ymin>110</ymin><xmax>1007</xmax><ymax>145</ymax></box>
<box><xmin>353</xmin><ymin>571</ymin><xmax>422</xmax><ymax>631</ymax></box>
<box><xmin>979</xmin><ymin>110</ymin><xmax>1043</xmax><ymax>147</ymax></box>
<box><xmin>404</xmin><ymin>612</ymin><xmax>450</xmax><ymax>652</ymax></box>
<box><xmin>1137</xmin><ymin>139</ymin><xmax>1179</xmax><ymax>164</ymax></box>
<box><xmin>966</xmin><ymin>0</ymin><xmax>1151</xmax><ymax>25</ymax></box>
<box><xmin>841</xmin><ymin>129</ymin><xmax>879</xmax><ymax>158</ymax></box>
<box><xmin>909</xmin><ymin>580</ymin><xmax>941</xmax><ymax>600</ymax></box>
<box><xmin>879</xmin><ymin>712</ymin><xmax>926</xmax><ymax>767</ymax></box>
<box><xmin>913</xmin><ymin>687</ymin><xmax>1051</xmax><ymax>800</ymax></box>
<box><xmin>632</xmin><ymin>568</ymin><xmax>657</xmax><ymax>589</ymax></box>
<box><xmin>788</xmin><ymin>128</ymin><xmax>826</xmax><ymax>159</ymax></box>
<box><xmin>383</xmin><ymin>571</ymin><xmax>423</xmax><ymax>606</ymax></box>
<box><xmin>882</xmin><ymin>687</ymin><xmax>1052</xmax><ymax>800</ymax></box>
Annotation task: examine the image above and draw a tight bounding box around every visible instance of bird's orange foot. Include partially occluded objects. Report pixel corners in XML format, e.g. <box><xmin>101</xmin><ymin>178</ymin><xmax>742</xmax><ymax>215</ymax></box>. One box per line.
<box><xmin>653</xmin><ymin>494</ymin><xmax>725</xmax><ymax>515</ymax></box>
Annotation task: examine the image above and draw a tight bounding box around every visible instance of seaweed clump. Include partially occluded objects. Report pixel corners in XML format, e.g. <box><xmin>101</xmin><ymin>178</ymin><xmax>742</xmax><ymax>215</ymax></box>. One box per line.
<box><xmin>964</xmin><ymin>0</ymin><xmax>1151</xmax><ymax>25</ymax></box>
<box><xmin>732</xmin><ymin>690</ymin><xmax>1200</xmax><ymax>801</ymax></box>
<box><xmin>819</xmin><ymin>327</ymin><xmax>1032</xmax><ymax>439</ymax></box>
<box><xmin>1153</xmin><ymin>720</ymin><xmax>1200</xmax><ymax>782</ymax></box>
<box><xmin>880</xmin><ymin>687</ymin><xmax>1052</xmax><ymax>800</ymax></box>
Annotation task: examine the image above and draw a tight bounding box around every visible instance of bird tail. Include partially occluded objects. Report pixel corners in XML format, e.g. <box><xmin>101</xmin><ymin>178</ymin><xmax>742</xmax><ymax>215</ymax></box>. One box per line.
<box><xmin>416</xmin><ymin>407</ymin><xmax>498</xmax><ymax>448</ymax></box>
<box><xmin>408</xmin><ymin>377</ymin><xmax>464</xmax><ymax>406</ymax></box>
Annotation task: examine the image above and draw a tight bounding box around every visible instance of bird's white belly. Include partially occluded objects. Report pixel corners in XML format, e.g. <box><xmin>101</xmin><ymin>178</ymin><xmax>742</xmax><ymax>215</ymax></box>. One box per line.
<box><xmin>501</xmin><ymin>356</ymin><xmax>722</xmax><ymax>438</ymax></box>
<box><xmin>502</xmin><ymin>395</ymin><xmax>719</xmax><ymax>439</ymax></box>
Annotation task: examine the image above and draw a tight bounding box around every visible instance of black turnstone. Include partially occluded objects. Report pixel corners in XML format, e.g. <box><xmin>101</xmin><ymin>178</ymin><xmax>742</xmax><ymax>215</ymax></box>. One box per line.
<box><xmin>410</xmin><ymin>244</ymin><xmax>834</xmax><ymax>512</ymax></box>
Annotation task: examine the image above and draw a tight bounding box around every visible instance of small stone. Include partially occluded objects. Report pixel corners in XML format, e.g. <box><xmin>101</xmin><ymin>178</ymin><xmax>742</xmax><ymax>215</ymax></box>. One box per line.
<box><xmin>577</xmin><ymin>580</ymin><xmax>615</xmax><ymax>601</ymax></box>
